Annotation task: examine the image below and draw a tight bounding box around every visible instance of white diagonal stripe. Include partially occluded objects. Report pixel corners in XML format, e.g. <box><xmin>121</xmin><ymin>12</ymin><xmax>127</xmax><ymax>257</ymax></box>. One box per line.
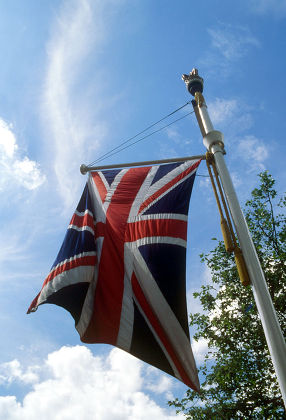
<box><xmin>74</xmin><ymin>209</ymin><xmax>94</xmax><ymax>218</ymax></box>
<box><xmin>38</xmin><ymin>263</ymin><xmax>95</xmax><ymax>307</ymax></box>
<box><xmin>102</xmin><ymin>169</ymin><xmax>128</xmax><ymax>212</ymax></box>
<box><xmin>88</xmin><ymin>174</ymin><xmax>106</xmax><ymax>223</ymax></box>
<box><xmin>98</xmin><ymin>171</ymin><xmax>110</xmax><ymax>192</ymax></box>
<box><xmin>68</xmin><ymin>225</ymin><xmax>95</xmax><ymax>235</ymax></box>
<box><xmin>132</xmin><ymin>293</ymin><xmax>182</xmax><ymax>382</ymax></box>
<box><xmin>128</xmin><ymin>165</ymin><xmax>158</xmax><ymax>221</ymax></box>
<box><xmin>116</xmin><ymin>245</ymin><xmax>135</xmax><ymax>351</ymax></box>
<box><xmin>76</xmin><ymin>264</ymin><xmax>99</xmax><ymax>337</ymax></box>
<box><xmin>138</xmin><ymin>166</ymin><xmax>198</xmax><ymax>217</ymax></box>
<box><xmin>139</xmin><ymin>160</ymin><xmax>199</xmax><ymax>203</ymax></box>
<box><xmin>126</xmin><ymin>236</ymin><xmax>187</xmax><ymax>248</ymax></box>
<box><xmin>131</xmin><ymin>247</ymin><xmax>199</xmax><ymax>390</ymax></box>
<box><xmin>128</xmin><ymin>213</ymin><xmax>188</xmax><ymax>223</ymax></box>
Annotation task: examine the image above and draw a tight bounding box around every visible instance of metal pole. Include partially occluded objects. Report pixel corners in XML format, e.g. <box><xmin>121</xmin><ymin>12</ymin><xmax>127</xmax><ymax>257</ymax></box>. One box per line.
<box><xmin>182</xmin><ymin>69</ymin><xmax>286</xmax><ymax>406</ymax></box>
<box><xmin>80</xmin><ymin>154</ymin><xmax>206</xmax><ymax>174</ymax></box>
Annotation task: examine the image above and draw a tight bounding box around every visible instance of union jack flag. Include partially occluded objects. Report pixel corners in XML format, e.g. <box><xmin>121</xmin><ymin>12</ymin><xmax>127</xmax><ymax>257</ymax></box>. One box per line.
<box><xmin>28</xmin><ymin>159</ymin><xmax>201</xmax><ymax>391</ymax></box>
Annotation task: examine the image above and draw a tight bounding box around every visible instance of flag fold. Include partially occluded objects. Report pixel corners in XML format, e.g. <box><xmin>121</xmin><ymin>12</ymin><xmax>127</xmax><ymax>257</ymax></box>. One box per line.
<box><xmin>28</xmin><ymin>159</ymin><xmax>201</xmax><ymax>391</ymax></box>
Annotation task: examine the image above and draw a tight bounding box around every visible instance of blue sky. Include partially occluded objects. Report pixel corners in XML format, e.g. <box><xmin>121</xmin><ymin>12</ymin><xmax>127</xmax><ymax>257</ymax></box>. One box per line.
<box><xmin>0</xmin><ymin>0</ymin><xmax>285</xmax><ymax>418</ymax></box>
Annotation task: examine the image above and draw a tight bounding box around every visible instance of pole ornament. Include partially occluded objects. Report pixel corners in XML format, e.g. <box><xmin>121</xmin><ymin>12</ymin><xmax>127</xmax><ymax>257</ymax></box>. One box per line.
<box><xmin>182</xmin><ymin>68</ymin><xmax>204</xmax><ymax>96</ymax></box>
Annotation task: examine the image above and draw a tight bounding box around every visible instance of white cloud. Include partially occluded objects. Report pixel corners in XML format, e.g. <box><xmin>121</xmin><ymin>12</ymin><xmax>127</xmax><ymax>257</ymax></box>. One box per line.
<box><xmin>0</xmin><ymin>120</ymin><xmax>17</xmax><ymax>157</ymax></box>
<box><xmin>208</xmin><ymin>98</ymin><xmax>252</xmax><ymax>132</ymax></box>
<box><xmin>237</xmin><ymin>135</ymin><xmax>269</xmax><ymax>171</ymax></box>
<box><xmin>0</xmin><ymin>360</ymin><xmax>39</xmax><ymax>386</ymax></box>
<box><xmin>13</xmin><ymin>158</ymin><xmax>45</xmax><ymax>190</ymax></box>
<box><xmin>0</xmin><ymin>118</ymin><xmax>45</xmax><ymax>192</ymax></box>
<box><xmin>0</xmin><ymin>346</ymin><xmax>184</xmax><ymax>420</ymax></box>
<box><xmin>206</xmin><ymin>98</ymin><xmax>270</xmax><ymax>187</ymax></box>
<box><xmin>192</xmin><ymin>338</ymin><xmax>209</xmax><ymax>364</ymax></box>
<box><xmin>250</xmin><ymin>0</ymin><xmax>286</xmax><ymax>17</ymax></box>
<box><xmin>166</xmin><ymin>127</ymin><xmax>181</xmax><ymax>143</ymax></box>
<box><xmin>202</xmin><ymin>265</ymin><xmax>213</xmax><ymax>285</ymax></box>
<box><xmin>145</xmin><ymin>367</ymin><xmax>173</xmax><ymax>396</ymax></box>
<box><xmin>208</xmin><ymin>24</ymin><xmax>260</xmax><ymax>62</ymax></box>
<box><xmin>208</xmin><ymin>98</ymin><xmax>238</xmax><ymax>125</ymax></box>
<box><xmin>42</xmin><ymin>0</ymin><xmax>111</xmax><ymax>210</ymax></box>
<box><xmin>200</xmin><ymin>23</ymin><xmax>260</xmax><ymax>76</ymax></box>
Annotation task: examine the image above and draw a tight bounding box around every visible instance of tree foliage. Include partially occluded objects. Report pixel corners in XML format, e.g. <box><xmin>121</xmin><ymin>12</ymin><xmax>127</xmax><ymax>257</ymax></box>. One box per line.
<box><xmin>169</xmin><ymin>172</ymin><xmax>286</xmax><ymax>419</ymax></box>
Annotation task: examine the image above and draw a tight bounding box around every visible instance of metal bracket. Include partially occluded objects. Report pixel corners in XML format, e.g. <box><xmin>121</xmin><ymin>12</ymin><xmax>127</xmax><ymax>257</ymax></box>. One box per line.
<box><xmin>203</xmin><ymin>130</ymin><xmax>225</xmax><ymax>154</ymax></box>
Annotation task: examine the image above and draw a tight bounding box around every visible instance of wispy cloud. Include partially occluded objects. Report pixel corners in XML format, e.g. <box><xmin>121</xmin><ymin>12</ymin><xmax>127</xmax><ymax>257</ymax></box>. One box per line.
<box><xmin>200</xmin><ymin>23</ymin><xmax>260</xmax><ymax>76</ymax></box>
<box><xmin>250</xmin><ymin>0</ymin><xmax>286</xmax><ymax>17</ymax></box>
<box><xmin>0</xmin><ymin>229</ymin><xmax>42</xmax><ymax>283</ymax></box>
<box><xmin>166</xmin><ymin>127</ymin><xmax>181</xmax><ymax>143</ymax></box>
<box><xmin>42</xmin><ymin>0</ymin><xmax>110</xmax><ymax>210</ymax></box>
<box><xmin>0</xmin><ymin>346</ymin><xmax>184</xmax><ymax>420</ymax></box>
<box><xmin>208</xmin><ymin>98</ymin><xmax>253</xmax><ymax>134</ymax></box>
<box><xmin>208</xmin><ymin>98</ymin><xmax>238</xmax><ymax>125</ymax></box>
<box><xmin>237</xmin><ymin>134</ymin><xmax>269</xmax><ymax>171</ymax></box>
<box><xmin>207</xmin><ymin>98</ymin><xmax>269</xmax><ymax>173</ymax></box>
<box><xmin>161</xmin><ymin>126</ymin><xmax>194</xmax><ymax>159</ymax></box>
<box><xmin>208</xmin><ymin>24</ymin><xmax>260</xmax><ymax>61</ymax></box>
<box><xmin>0</xmin><ymin>118</ymin><xmax>45</xmax><ymax>192</ymax></box>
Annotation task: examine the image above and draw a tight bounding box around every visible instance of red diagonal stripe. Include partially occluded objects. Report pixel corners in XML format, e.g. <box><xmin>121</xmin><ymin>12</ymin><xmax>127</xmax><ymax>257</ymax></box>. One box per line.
<box><xmin>91</xmin><ymin>172</ymin><xmax>107</xmax><ymax>203</ymax></box>
<box><xmin>82</xmin><ymin>166</ymin><xmax>151</xmax><ymax>345</ymax></box>
<box><xmin>94</xmin><ymin>221</ymin><xmax>105</xmax><ymax>238</ymax></box>
<box><xmin>125</xmin><ymin>218</ymin><xmax>187</xmax><ymax>243</ymax></box>
<box><xmin>70</xmin><ymin>212</ymin><xmax>95</xmax><ymax>232</ymax></box>
<box><xmin>43</xmin><ymin>255</ymin><xmax>97</xmax><ymax>288</ymax></box>
<box><xmin>27</xmin><ymin>255</ymin><xmax>97</xmax><ymax>313</ymax></box>
<box><xmin>131</xmin><ymin>273</ymin><xmax>197</xmax><ymax>390</ymax></box>
<box><xmin>139</xmin><ymin>160</ymin><xmax>200</xmax><ymax>214</ymax></box>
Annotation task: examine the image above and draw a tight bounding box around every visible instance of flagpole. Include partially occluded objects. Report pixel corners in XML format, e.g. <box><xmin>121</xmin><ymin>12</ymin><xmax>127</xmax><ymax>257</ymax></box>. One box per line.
<box><xmin>80</xmin><ymin>155</ymin><xmax>206</xmax><ymax>174</ymax></box>
<box><xmin>182</xmin><ymin>69</ymin><xmax>286</xmax><ymax>407</ymax></box>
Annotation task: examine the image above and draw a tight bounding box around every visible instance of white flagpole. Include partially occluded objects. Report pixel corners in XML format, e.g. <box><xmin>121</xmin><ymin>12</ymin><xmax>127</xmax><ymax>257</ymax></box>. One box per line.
<box><xmin>183</xmin><ymin>69</ymin><xmax>286</xmax><ymax>407</ymax></box>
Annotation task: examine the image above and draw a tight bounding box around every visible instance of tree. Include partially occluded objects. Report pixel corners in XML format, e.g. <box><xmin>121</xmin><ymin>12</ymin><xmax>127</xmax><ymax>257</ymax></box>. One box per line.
<box><xmin>169</xmin><ymin>172</ymin><xmax>286</xmax><ymax>419</ymax></box>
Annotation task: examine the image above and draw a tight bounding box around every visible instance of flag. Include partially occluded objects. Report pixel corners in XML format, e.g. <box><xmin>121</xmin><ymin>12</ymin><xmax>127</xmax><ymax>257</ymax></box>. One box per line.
<box><xmin>28</xmin><ymin>159</ymin><xmax>201</xmax><ymax>391</ymax></box>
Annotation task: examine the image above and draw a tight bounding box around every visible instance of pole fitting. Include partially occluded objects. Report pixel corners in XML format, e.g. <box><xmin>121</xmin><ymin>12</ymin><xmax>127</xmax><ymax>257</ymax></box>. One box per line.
<box><xmin>182</xmin><ymin>68</ymin><xmax>204</xmax><ymax>96</ymax></box>
<box><xmin>203</xmin><ymin>130</ymin><xmax>225</xmax><ymax>153</ymax></box>
<box><xmin>205</xmin><ymin>151</ymin><xmax>214</xmax><ymax>164</ymax></box>
<box><xmin>80</xmin><ymin>164</ymin><xmax>88</xmax><ymax>175</ymax></box>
